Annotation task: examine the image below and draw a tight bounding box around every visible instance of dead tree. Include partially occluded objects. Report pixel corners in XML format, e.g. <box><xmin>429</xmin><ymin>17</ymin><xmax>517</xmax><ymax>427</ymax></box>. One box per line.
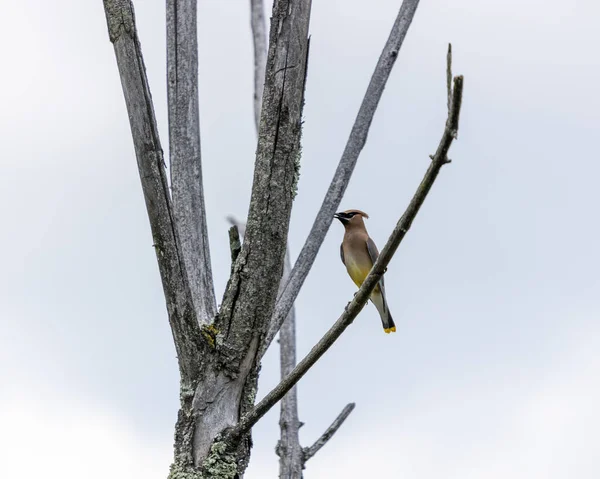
<box><xmin>101</xmin><ymin>0</ymin><xmax>463</xmax><ymax>477</ymax></box>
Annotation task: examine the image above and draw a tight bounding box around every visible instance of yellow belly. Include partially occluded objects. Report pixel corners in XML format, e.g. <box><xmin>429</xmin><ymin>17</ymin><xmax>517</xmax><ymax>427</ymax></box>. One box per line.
<box><xmin>346</xmin><ymin>261</ymin><xmax>370</xmax><ymax>288</ymax></box>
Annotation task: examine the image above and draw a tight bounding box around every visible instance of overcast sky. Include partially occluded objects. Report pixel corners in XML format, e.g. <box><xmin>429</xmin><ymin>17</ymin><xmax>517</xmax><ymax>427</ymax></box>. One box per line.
<box><xmin>1</xmin><ymin>0</ymin><xmax>599</xmax><ymax>478</ymax></box>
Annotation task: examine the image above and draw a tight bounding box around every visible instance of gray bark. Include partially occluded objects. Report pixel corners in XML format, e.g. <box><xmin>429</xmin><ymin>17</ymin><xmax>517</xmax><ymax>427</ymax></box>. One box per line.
<box><xmin>248</xmin><ymin>2</ymin><xmax>304</xmax><ymax>474</ymax></box>
<box><xmin>102</xmin><ymin>0</ymin><xmax>204</xmax><ymax>385</ymax></box>
<box><xmin>103</xmin><ymin>0</ymin><xmax>312</xmax><ymax>475</ymax></box>
<box><xmin>102</xmin><ymin>0</ymin><xmax>462</xmax><ymax>476</ymax></box>
<box><xmin>250</xmin><ymin>0</ymin><xmax>268</xmax><ymax>132</ymax></box>
<box><xmin>277</xmin><ymin>252</ymin><xmax>355</xmax><ymax>479</ymax></box>
<box><xmin>227</xmin><ymin>217</ymin><xmax>306</xmax><ymax>479</ymax></box>
<box><xmin>277</xmin><ymin>252</ymin><xmax>303</xmax><ymax>479</ymax></box>
<box><xmin>167</xmin><ymin>0</ymin><xmax>217</xmax><ymax>325</ymax></box>
<box><xmin>230</xmin><ymin>214</ymin><xmax>354</xmax><ymax>478</ymax></box>
<box><xmin>264</xmin><ymin>0</ymin><xmax>421</xmax><ymax>354</ymax></box>
<box><xmin>193</xmin><ymin>0</ymin><xmax>313</xmax><ymax>472</ymax></box>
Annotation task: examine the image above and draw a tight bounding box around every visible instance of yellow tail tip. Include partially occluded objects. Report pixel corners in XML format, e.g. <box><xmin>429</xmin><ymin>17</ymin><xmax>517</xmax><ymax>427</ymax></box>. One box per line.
<box><xmin>384</xmin><ymin>326</ymin><xmax>397</xmax><ymax>334</ymax></box>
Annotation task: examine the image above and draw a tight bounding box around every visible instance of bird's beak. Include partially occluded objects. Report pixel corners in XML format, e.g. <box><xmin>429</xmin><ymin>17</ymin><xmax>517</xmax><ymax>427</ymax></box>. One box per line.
<box><xmin>334</xmin><ymin>212</ymin><xmax>348</xmax><ymax>225</ymax></box>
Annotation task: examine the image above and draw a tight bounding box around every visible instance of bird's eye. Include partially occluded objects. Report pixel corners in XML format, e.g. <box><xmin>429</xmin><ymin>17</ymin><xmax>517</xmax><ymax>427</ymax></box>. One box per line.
<box><xmin>347</xmin><ymin>212</ymin><xmax>356</xmax><ymax>217</ymax></box>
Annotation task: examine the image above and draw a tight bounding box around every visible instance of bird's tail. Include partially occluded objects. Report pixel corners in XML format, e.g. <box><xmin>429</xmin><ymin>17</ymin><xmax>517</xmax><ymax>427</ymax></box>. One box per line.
<box><xmin>371</xmin><ymin>291</ymin><xmax>396</xmax><ymax>334</ymax></box>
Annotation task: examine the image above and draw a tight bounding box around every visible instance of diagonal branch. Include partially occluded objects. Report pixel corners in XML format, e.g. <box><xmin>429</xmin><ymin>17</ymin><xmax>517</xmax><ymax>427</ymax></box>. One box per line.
<box><xmin>250</xmin><ymin>0</ymin><xmax>268</xmax><ymax>132</ymax></box>
<box><xmin>228</xmin><ymin>70</ymin><xmax>464</xmax><ymax>443</ymax></box>
<box><xmin>302</xmin><ymin>403</ymin><xmax>355</xmax><ymax>463</ymax></box>
<box><xmin>167</xmin><ymin>0</ymin><xmax>217</xmax><ymax>325</ymax></box>
<box><xmin>263</xmin><ymin>0</ymin><xmax>421</xmax><ymax>356</ymax></box>
<box><xmin>102</xmin><ymin>0</ymin><xmax>203</xmax><ymax>383</ymax></box>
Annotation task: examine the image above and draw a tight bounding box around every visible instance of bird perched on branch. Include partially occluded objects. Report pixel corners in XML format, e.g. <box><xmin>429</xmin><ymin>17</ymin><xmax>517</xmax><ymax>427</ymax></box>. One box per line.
<box><xmin>334</xmin><ymin>209</ymin><xmax>396</xmax><ymax>334</ymax></box>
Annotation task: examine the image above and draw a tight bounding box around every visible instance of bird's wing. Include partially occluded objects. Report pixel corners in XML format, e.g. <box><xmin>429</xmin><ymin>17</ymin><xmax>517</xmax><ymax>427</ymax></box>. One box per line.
<box><xmin>366</xmin><ymin>237</ymin><xmax>385</xmax><ymax>292</ymax></box>
<box><xmin>340</xmin><ymin>243</ymin><xmax>345</xmax><ymax>265</ymax></box>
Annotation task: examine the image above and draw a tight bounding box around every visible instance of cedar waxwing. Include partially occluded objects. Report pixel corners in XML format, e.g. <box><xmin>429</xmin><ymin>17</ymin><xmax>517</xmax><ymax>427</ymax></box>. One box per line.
<box><xmin>334</xmin><ymin>209</ymin><xmax>396</xmax><ymax>334</ymax></box>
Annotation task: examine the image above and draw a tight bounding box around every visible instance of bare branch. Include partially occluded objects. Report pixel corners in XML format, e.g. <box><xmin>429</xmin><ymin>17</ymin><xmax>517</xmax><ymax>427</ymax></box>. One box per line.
<box><xmin>216</xmin><ymin>0</ymin><xmax>312</xmax><ymax>360</ymax></box>
<box><xmin>197</xmin><ymin>1</ymin><xmax>313</xmax><ymax>459</ymax></box>
<box><xmin>277</xmin><ymin>252</ymin><xmax>303</xmax><ymax>478</ymax></box>
<box><xmin>263</xmin><ymin>0</ymin><xmax>421</xmax><ymax>355</ymax></box>
<box><xmin>302</xmin><ymin>403</ymin><xmax>355</xmax><ymax>463</ymax></box>
<box><xmin>167</xmin><ymin>0</ymin><xmax>216</xmax><ymax>325</ymax></box>
<box><xmin>228</xmin><ymin>69</ymin><xmax>464</xmax><ymax>442</ymax></box>
<box><xmin>250</xmin><ymin>0</ymin><xmax>268</xmax><ymax>131</ymax></box>
<box><xmin>102</xmin><ymin>0</ymin><xmax>203</xmax><ymax>383</ymax></box>
<box><xmin>227</xmin><ymin>216</ymin><xmax>304</xmax><ymax>477</ymax></box>
<box><xmin>226</xmin><ymin>215</ymin><xmax>246</xmax><ymax>238</ymax></box>
<box><xmin>229</xmin><ymin>225</ymin><xmax>242</xmax><ymax>270</ymax></box>
<box><xmin>446</xmin><ymin>43</ymin><xmax>452</xmax><ymax>114</ymax></box>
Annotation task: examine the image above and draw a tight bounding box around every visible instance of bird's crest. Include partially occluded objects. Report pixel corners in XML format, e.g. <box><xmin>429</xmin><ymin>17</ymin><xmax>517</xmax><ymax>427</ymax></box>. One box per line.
<box><xmin>341</xmin><ymin>209</ymin><xmax>369</xmax><ymax>218</ymax></box>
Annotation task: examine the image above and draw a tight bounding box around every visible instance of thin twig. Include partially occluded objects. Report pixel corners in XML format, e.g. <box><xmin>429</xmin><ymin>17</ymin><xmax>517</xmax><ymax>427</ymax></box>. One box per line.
<box><xmin>302</xmin><ymin>403</ymin><xmax>356</xmax><ymax>463</ymax></box>
<box><xmin>263</xmin><ymin>0</ymin><xmax>421</xmax><ymax>356</ymax></box>
<box><xmin>228</xmin><ymin>72</ymin><xmax>464</xmax><ymax>442</ymax></box>
<box><xmin>167</xmin><ymin>0</ymin><xmax>217</xmax><ymax>325</ymax></box>
<box><xmin>250</xmin><ymin>0</ymin><xmax>268</xmax><ymax>132</ymax></box>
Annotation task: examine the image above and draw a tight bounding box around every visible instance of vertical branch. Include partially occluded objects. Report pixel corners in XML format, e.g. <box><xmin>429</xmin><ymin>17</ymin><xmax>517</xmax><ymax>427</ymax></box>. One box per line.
<box><xmin>213</xmin><ymin>0</ymin><xmax>313</xmax><ymax>445</ymax></box>
<box><xmin>446</xmin><ymin>43</ymin><xmax>452</xmax><ymax>114</ymax></box>
<box><xmin>102</xmin><ymin>0</ymin><xmax>203</xmax><ymax>383</ymax></box>
<box><xmin>226</xmin><ymin>216</ymin><xmax>304</xmax><ymax>478</ymax></box>
<box><xmin>277</xmin><ymin>252</ymin><xmax>303</xmax><ymax>479</ymax></box>
<box><xmin>216</xmin><ymin>0</ymin><xmax>312</xmax><ymax>362</ymax></box>
<box><xmin>263</xmin><ymin>0</ymin><xmax>421</xmax><ymax>355</ymax></box>
<box><xmin>167</xmin><ymin>0</ymin><xmax>216</xmax><ymax>325</ymax></box>
<box><xmin>249</xmin><ymin>2</ymin><xmax>304</xmax><ymax>476</ymax></box>
<box><xmin>250</xmin><ymin>0</ymin><xmax>268</xmax><ymax>132</ymax></box>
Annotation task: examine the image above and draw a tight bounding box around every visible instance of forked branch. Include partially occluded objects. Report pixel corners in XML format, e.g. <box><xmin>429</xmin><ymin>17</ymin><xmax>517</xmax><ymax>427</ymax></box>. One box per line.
<box><xmin>228</xmin><ymin>61</ymin><xmax>464</xmax><ymax>443</ymax></box>
<box><xmin>102</xmin><ymin>0</ymin><xmax>203</xmax><ymax>383</ymax></box>
<box><xmin>263</xmin><ymin>0</ymin><xmax>421</xmax><ymax>356</ymax></box>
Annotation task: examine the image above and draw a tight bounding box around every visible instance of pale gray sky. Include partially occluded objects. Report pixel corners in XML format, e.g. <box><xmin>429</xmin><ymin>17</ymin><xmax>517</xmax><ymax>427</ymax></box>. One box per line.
<box><xmin>1</xmin><ymin>0</ymin><xmax>599</xmax><ymax>478</ymax></box>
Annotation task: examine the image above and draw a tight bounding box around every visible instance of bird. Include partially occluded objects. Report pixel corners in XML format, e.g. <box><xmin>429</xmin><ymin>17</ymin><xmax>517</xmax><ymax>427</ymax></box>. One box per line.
<box><xmin>334</xmin><ymin>209</ymin><xmax>396</xmax><ymax>334</ymax></box>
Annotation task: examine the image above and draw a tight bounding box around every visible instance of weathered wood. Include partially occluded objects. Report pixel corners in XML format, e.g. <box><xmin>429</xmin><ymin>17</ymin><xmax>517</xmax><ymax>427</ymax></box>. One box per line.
<box><xmin>250</xmin><ymin>0</ymin><xmax>268</xmax><ymax>132</ymax></box>
<box><xmin>167</xmin><ymin>0</ymin><xmax>217</xmax><ymax>325</ymax></box>
<box><xmin>102</xmin><ymin>0</ymin><xmax>459</xmax><ymax>477</ymax></box>
<box><xmin>102</xmin><ymin>0</ymin><xmax>203</xmax><ymax>384</ymax></box>
<box><xmin>277</xmin><ymin>252</ymin><xmax>303</xmax><ymax>479</ymax></box>
<box><xmin>191</xmin><ymin>0</ymin><xmax>313</xmax><ymax>470</ymax></box>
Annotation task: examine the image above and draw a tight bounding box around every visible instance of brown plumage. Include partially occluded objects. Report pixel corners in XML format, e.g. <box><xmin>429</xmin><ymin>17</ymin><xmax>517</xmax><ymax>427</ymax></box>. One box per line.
<box><xmin>334</xmin><ymin>209</ymin><xmax>396</xmax><ymax>333</ymax></box>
